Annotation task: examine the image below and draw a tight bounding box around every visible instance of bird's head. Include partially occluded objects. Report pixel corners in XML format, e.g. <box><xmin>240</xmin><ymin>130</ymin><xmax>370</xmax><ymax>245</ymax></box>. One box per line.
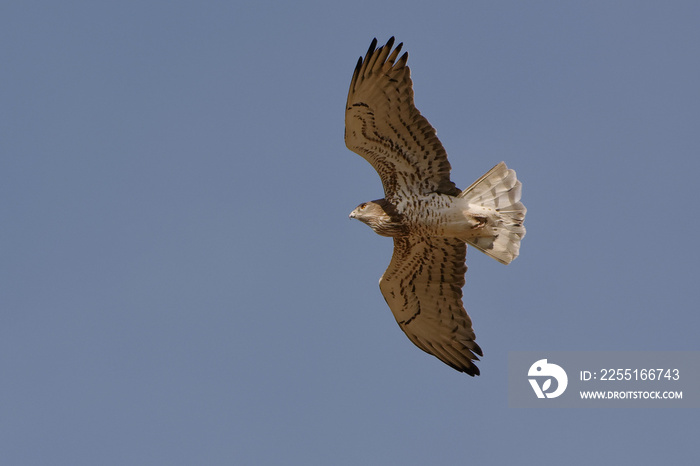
<box><xmin>349</xmin><ymin>200</ymin><xmax>385</xmax><ymax>222</ymax></box>
<box><xmin>349</xmin><ymin>199</ymin><xmax>404</xmax><ymax>237</ymax></box>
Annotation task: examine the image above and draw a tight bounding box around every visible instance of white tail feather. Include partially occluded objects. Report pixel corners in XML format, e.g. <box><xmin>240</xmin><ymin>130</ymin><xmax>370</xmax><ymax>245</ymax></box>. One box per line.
<box><xmin>458</xmin><ymin>162</ymin><xmax>526</xmax><ymax>265</ymax></box>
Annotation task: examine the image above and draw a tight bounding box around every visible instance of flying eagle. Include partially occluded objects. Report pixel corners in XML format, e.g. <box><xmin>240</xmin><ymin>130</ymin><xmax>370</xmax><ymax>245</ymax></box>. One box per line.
<box><xmin>345</xmin><ymin>37</ymin><xmax>526</xmax><ymax>375</ymax></box>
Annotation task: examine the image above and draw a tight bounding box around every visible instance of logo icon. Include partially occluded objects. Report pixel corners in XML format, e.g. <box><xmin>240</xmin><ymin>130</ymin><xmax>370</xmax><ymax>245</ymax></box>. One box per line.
<box><xmin>528</xmin><ymin>359</ymin><xmax>568</xmax><ymax>398</ymax></box>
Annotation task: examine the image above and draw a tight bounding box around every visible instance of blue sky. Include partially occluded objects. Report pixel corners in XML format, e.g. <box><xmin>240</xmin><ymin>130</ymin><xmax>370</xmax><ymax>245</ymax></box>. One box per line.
<box><xmin>2</xmin><ymin>1</ymin><xmax>699</xmax><ymax>464</ymax></box>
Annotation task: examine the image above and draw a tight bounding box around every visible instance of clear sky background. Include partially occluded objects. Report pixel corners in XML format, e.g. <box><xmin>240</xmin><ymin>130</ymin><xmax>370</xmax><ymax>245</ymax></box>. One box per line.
<box><xmin>2</xmin><ymin>1</ymin><xmax>699</xmax><ymax>464</ymax></box>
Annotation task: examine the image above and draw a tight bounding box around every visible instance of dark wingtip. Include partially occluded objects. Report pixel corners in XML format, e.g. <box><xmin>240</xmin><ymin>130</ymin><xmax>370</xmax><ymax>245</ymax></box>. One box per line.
<box><xmin>397</xmin><ymin>51</ymin><xmax>409</xmax><ymax>67</ymax></box>
<box><xmin>463</xmin><ymin>363</ymin><xmax>481</xmax><ymax>376</ymax></box>
<box><xmin>366</xmin><ymin>37</ymin><xmax>378</xmax><ymax>57</ymax></box>
<box><xmin>445</xmin><ymin>357</ymin><xmax>481</xmax><ymax>376</ymax></box>
<box><xmin>361</xmin><ymin>37</ymin><xmax>404</xmax><ymax>68</ymax></box>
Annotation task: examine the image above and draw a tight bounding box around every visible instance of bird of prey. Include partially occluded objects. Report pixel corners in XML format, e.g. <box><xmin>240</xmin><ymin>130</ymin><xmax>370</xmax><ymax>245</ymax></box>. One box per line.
<box><xmin>345</xmin><ymin>37</ymin><xmax>526</xmax><ymax>376</ymax></box>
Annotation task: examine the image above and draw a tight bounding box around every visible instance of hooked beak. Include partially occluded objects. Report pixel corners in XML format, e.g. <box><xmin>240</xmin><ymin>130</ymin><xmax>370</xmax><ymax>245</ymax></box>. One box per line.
<box><xmin>349</xmin><ymin>210</ymin><xmax>356</xmax><ymax>219</ymax></box>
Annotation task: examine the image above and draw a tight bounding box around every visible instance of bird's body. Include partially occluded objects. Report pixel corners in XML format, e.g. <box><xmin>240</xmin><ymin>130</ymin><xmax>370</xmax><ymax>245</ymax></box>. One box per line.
<box><xmin>352</xmin><ymin>192</ymin><xmax>492</xmax><ymax>241</ymax></box>
<box><xmin>345</xmin><ymin>37</ymin><xmax>526</xmax><ymax>375</ymax></box>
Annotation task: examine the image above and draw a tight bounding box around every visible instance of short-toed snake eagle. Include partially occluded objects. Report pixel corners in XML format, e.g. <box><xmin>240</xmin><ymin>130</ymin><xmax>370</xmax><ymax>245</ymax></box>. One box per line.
<box><xmin>345</xmin><ymin>37</ymin><xmax>526</xmax><ymax>375</ymax></box>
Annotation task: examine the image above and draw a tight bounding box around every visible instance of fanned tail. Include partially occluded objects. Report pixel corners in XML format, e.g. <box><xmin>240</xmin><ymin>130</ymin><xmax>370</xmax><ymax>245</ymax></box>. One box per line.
<box><xmin>458</xmin><ymin>162</ymin><xmax>526</xmax><ymax>265</ymax></box>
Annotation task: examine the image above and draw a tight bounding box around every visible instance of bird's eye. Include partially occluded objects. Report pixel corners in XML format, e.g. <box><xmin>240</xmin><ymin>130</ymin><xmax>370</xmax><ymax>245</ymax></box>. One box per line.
<box><xmin>360</xmin><ymin>203</ymin><xmax>367</xmax><ymax>210</ymax></box>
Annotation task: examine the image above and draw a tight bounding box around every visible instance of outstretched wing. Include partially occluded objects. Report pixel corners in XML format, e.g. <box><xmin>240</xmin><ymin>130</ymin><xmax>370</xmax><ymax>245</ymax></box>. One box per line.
<box><xmin>379</xmin><ymin>236</ymin><xmax>483</xmax><ymax>375</ymax></box>
<box><xmin>345</xmin><ymin>37</ymin><xmax>460</xmax><ymax>200</ymax></box>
